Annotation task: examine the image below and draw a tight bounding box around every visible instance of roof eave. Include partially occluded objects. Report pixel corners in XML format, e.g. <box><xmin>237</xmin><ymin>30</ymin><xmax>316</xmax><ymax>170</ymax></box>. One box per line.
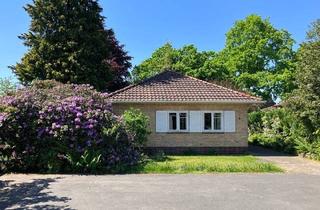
<box><xmin>109</xmin><ymin>100</ymin><xmax>265</xmax><ymax>104</ymax></box>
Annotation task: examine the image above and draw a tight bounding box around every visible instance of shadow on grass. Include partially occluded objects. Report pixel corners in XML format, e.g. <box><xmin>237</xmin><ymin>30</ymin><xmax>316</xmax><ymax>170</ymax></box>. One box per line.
<box><xmin>0</xmin><ymin>177</ymin><xmax>73</xmax><ymax>210</ymax></box>
<box><xmin>248</xmin><ymin>145</ymin><xmax>296</xmax><ymax>157</ymax></box>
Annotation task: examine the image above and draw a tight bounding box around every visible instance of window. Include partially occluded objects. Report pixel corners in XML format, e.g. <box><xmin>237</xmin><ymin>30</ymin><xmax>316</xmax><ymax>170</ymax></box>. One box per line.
<box><xmin>213</xmin><ymin>113</ymin><xmax>222</xmax><ymax>130</ymax></box>
<box><xmin>204</xmin><ymin>113</ymin><xmax>212</xmax><ymax>130</ymax></box>
<box><xmin>203</xmin><ymin>111</ymin><xmax>223</xmax><ymax>132</ymax></box>
<box><xmin>179</xmin><ymin>113</ymin><xmax>187</xmax><ymax>130</ymax></box>
<box><xmin>169</xmin><ymin>113</ymin><xmax>177</xmax><ymax>130</ymax></box>
<box><xmin>157</xmin><ymin>110</ymin><xmax>233</xmax><ymax>133</ymax></box>
<box><xmin>168</xmin><ymin>111</ymin><xmax>188</xmax><ymax>131</ymax></box>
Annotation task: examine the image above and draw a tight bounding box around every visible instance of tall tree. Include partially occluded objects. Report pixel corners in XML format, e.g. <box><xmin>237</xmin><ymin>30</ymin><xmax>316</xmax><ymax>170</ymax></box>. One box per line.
<box><xmin>104</xmin><ymin>28</ymin><xmax>132</xmax><ymax>91</ymax></box>
<box><xmin>10</xmin><ymin>0</ymin><xmax>131</xmax><ymax>91</ymax></box>
<box><xmin>222</xmin><ymin>14</ymin><xmax>296</xmax><ymax>102</ymax></box>
<box><xmin>132</xmin><ymin>43</ymin><xmax>177</xmax><ymax>81</ymax></box>
<box><xmin>132</xmin><ymin>43</ymin><xmax>229</xmax><ymax>82</ymax></box>
<box><xmin>288</xmin><ymin>19</ymin><xmax>320</xmax><ymax>141</ymax></box>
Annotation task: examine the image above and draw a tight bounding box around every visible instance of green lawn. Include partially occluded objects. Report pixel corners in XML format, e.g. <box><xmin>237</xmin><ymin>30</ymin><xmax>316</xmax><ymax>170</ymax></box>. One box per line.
<box><xmin>130</xmin><ymin>155</ymin><xmax>282</xmax><ymax>174</ymax></box>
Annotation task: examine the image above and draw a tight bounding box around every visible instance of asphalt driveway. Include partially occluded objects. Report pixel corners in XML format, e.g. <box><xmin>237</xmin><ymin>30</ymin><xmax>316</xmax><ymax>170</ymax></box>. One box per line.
<box><xmin>1</xmin><ymin>173</ymin><xmax>320</xmax><ymax>210</ymax></box>
<box><xmin>2</xmin><ymin>147</ymin><xmax>320</xmax><ymax>210</ymax></box>
<box><xmin>249</xmin><ymin>145</ymin><xmax>320</xmax><ymax>175</ymax></box>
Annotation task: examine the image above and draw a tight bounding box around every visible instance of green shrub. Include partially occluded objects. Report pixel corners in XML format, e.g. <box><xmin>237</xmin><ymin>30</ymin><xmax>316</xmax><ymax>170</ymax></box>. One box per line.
<box><xmin>295</xmin><ymin>139</ymin><xmax>320</xmax><ymax>160</ymax></box>
<box><xmin>249</xmin><ymin>108</ymin><xmax>300</xmax><ymax>154</ymax></box>
<box><xmin>249</xmin><ymin>107</ymin><xmax>320</xmax><ymax>159</ymax></box>
<box><xmin>122</xmin><ymin>108</ymin><xmax>150</xmax><ymax>147</ymax></box>
<box><xmin>248</xmin><ymin>110</ymin><xmax>264</xmax><ymax>133</ymax></box>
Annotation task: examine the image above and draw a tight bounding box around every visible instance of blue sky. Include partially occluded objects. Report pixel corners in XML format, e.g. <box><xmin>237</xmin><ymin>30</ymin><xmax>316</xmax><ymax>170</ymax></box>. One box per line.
<box><xmin>1</xmin><ymin>0</ymin><xmax>319</xmax><ymax>80</ymax></box>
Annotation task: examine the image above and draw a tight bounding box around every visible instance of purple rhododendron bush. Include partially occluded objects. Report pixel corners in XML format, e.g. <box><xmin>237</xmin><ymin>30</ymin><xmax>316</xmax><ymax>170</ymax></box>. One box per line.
<box><xmin>0</xmin><ymin>80</ymin><xmax>148</xmax><ymax>173</ymax></box>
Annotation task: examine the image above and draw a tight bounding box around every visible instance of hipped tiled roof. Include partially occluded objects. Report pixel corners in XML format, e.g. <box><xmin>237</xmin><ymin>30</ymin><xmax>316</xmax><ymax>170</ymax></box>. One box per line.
<box><xmin>107</xmin><ymin>71</ymin><xmax>262</xmax><ymax>103</ymax></box>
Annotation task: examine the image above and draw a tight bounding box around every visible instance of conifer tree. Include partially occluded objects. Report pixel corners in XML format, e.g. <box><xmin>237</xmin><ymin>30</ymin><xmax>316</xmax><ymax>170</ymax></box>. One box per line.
<box><xmin>11</xmin><ymin>0</ymin><xmax>131</xmax><ymax>91</ymax></box>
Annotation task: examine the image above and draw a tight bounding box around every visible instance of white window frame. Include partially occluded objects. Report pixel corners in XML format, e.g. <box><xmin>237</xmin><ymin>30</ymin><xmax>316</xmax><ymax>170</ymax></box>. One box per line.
<box><xmin>168</xmin><ymin>111</ymin><xmax>188</xmax><ymax>132</ymax></box>
<box><xmin>202</xmin><ymin>111</ymin><xmax>224</xmax><ymax>132</ymax></box>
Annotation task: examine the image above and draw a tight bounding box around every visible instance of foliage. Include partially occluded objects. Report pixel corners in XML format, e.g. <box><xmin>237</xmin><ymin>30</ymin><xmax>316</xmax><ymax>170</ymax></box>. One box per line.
<box><xmin>306</xmin><ymin>19</ymin><xmax>320</xmax><ymax>42</ymax></box>
<box><xmin>129</xmin><ymin>155</ymin><xmax>282</xmax><ymax>173</ymax></box>
<box><xmin>248</xmin><ymin>110</ymin><xmax>264</xmax><ymax>133</ymax></box>
<box><xmin>0</xmin><ymin>78</ymin><xmax>17</xmax><ymax>96</ymax></box>
<box><xmin>284</xmin><ymin>19</ymin><xmax>320</xmax><ymax>160</ymax></box>
<box><xmin>132</xmin><ymin>43</ymin><xmax>176</xmax><ymax>81</ymax></box>
<box><xmin>132</xmin><ymin>43</ymin><xmax>230</xmax><ymax>82</ymax></box>
<box><xmin>133</xmin><ymin>15</ymin><xmax>296</xmax><ymax>103</ymax></box>
<box><xmin>122</xmin><ymin>108</ymin><xmax>150</xmax><ymax>147</ymax></box>
<box><xmin>248</xmin><ymin>20</ymin><xmax>320</xmax><ymax>160</ymax></box>
<box><xmin>248</xmin><ymin>108</ymin><xmax>302</xmax><ymax>153</ymax></box>
<box><xmin>295</xmin><ymin>139</ymin><xmax>320</xmax><ymax>160</ymax></box>
<box><xmin>66</xmin><ymin>149</ymin><xmax>103</xmax><ymax>173</ymax></box>
<box><xmin>0</xmin><ymin>80</ymin><xmax>145</xmax><ymax>173</ymax></box>
<box><xmin>222</xmin><ymin>14</ymin><xmax>296</xmax><ymax>102</ymax></box>
<box><xmin>10</xmin><ymin>0</ymin><xmax>131</xmax><ymax>91</ymax></box>
<box><xmin>287</xmin><ymin>19</ymin><xmax>320</xmax><ymax>143</ymax></box>
<box><xmin>249</xmin><ymin>106</ymin><xmax>320</xmax><ymax>160</ymax></box>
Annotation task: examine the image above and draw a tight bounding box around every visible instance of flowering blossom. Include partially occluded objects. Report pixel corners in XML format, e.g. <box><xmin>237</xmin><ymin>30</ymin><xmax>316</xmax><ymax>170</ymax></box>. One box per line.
<box><xmin>0</xmin><ymin>80</ymin><xmax>141</xmax><ymax>173</ymax></box>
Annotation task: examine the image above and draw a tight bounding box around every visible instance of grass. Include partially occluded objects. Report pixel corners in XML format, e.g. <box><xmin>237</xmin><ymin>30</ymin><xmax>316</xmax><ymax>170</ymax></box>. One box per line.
<box><xmin>129</xmin><ymin>155</ymin><xmax>283</xmax><ymax>174</ymax></box>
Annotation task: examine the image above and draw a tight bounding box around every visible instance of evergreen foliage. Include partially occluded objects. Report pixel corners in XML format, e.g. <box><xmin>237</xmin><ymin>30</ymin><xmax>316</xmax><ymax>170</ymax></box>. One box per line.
<box><xmin>10</xmin><ymin>0</ymin><xmax>131</xmax><ymax>91</ymax></box>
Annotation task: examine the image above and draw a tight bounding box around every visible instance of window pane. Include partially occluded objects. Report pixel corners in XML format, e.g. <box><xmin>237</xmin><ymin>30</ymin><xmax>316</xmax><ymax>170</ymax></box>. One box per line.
<box><xmin>169</xmin><ymin>113</ymin><xmax>177</xmax><ymax>130</ymax></box>
<box><xmin>214</xmin><ymin>113</ymin><xmax>222</xmax><ymax>130</ymax></box>
<box><xmin>204</xmin><ymin>113</ymin><xmax>212</xmax><ymax>130</ymax></box>
<box><xmin>179</xmin><ymin>113</ymin><xmax>187</xmax><ymax>130</ymax></box>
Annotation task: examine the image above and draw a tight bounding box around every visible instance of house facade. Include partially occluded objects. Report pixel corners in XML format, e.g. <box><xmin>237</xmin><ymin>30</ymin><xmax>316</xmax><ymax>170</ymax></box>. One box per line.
<box><xmin>107</xmin><ymin>71</ymin><xmax>262</xmax><ymax>154</ymax></box>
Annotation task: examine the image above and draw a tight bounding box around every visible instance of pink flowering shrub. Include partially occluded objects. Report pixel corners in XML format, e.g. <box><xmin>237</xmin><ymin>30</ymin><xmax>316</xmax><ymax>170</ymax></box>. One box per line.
<box><xmin>0</xmin><ymin>80</ymin><xmax>145</xmax><ymax>173</ymax></box>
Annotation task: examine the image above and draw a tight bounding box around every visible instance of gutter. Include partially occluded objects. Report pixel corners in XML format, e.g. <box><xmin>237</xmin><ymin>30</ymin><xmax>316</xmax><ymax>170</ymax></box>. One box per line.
<box><xmin>108</xmin><ymin>100</ymin><xmax>265</xmax><ymax>104</ymax></box>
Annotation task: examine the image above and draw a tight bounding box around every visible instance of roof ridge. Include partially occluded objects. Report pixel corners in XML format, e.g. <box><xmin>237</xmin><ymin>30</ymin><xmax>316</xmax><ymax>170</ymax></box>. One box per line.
<box><xmin>106</xmin><ymin>70</ymin><xmax>172</xmax><ymax>98</ymax></box>
<box><xmin>184</xmin><ymin>74</ymin><xmax>261</xmax><ymax>100</ymax></box>
<box><xmin>107</xmin><ymin>70</ymin><xmax>262</xmax><ymax>103</ymax></box>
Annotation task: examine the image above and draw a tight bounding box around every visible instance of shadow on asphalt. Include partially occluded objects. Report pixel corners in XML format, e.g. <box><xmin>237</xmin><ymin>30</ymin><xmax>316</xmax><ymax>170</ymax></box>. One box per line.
<box><xmin>0</xmin><ymin>177</ymin><xmax>73</xmax><ymax>210</ymax></box>
<box><xmin>248</xmin><ymin>145</ymin><xmax>296</xmax><ymax>157</ymax></box>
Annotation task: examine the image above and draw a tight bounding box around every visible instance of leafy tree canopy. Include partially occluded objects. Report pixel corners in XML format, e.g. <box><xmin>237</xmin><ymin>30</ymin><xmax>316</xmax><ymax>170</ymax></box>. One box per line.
<box><xmin>287</xmin><ymin>19</ymin><xmax>320</xmax><ymax>141</ymax></box>
<box><xmin>222</xmin><ymin>14</ymin><xmax>296</xmax><ymax>102</ymax></box>
<box><xmin>0</xmin><ymin>78</ymin><xmax>17</xmax><ymax>96</ymax></box>
<box><xmin>133</xmin><ymin>15</ymin><xmax>296</xmax><ymax>103</ymax></box>
<box><xmin>132</xmin><ymin>43</ymin><xmax>230</xmax><ymax>82</ymax></box>
<box><xmin>10</xmin><ymin>0</ymin><xmax>131</xmax><ymax>91</ymax></box>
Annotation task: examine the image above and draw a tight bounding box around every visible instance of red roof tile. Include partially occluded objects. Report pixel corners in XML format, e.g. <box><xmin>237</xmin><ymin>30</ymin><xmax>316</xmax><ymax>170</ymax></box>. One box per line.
<box><xmin>107</xmin><ymin>71</ymin><xmax>262</xmax><ymax>103</ymax></box>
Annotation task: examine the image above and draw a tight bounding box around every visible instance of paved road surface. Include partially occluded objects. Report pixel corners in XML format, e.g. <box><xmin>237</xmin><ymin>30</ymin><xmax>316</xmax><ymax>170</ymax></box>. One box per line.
<box><xmin>1</xmin><ymin>173</ymin><xmax>320</xmax><ymax>210</ymax></box>
<box><xmin>1</xmin><ymin>147</ymin><xmax>320</xmax><ymax>210</ymax></box>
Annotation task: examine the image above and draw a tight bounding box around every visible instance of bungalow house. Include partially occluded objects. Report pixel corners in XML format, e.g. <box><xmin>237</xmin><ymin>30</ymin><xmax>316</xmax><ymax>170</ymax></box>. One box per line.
<box><xmin>107</xmin><ymin>70</ymin><xmax>262</xmax><ymax>154</ymax></box>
